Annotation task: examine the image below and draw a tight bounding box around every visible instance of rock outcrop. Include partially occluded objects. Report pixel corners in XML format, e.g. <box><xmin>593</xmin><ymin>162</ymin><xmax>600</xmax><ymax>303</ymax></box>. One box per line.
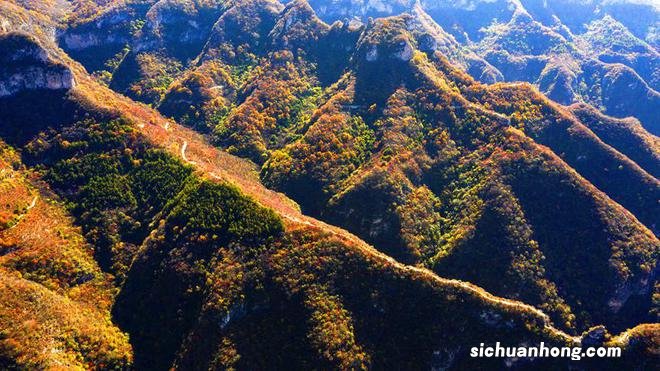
<box><xmin>0</xmin><ymin>33</ymin><xmax>74</xmax><ymax>97</ymax></box>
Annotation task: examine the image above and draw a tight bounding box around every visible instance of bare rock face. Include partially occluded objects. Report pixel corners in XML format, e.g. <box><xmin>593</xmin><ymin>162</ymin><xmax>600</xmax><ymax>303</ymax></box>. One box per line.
<box><xmin>366</xmin><ymin>44</ymin><xmax>379</xmax><ymax>61</ymax></box>
<box><xmin>0</xmin><ymin>66</ymin><xmax>75</xmax><ymax>96</ymax></box>
<box><xmin>0</xmin><ymin>32</ymin><xmax>75</xmax><ymax>97</ymax></box>
<box><xmin>394</xmin><ymin>39</ymin><xmax>413</xmax><ymax>61</ymax></box>
<box><xmin>58</xmin><ymin>6</ymin><xmax>134</xmax><ymax>51</ymax></box>
<box><xmin>61</xmin><ymin>32</ymin><xmax>101</xmax><ymax>50</ymax></box>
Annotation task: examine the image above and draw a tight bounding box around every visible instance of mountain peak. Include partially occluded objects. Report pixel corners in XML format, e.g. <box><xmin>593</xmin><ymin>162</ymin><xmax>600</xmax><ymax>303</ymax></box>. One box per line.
<box><xmin>1</xmin><ymin>1</ymin><xmax>659</xmax><ymax>369</ymax></box>
<box><xmin>283</xmin><ymin>0</ymin><xmax>315</xmax><ymax>12</ymax></box>
<box><xmin>356</xmin><ymin>15</ymin><xmax>416</xmax><ymax>63</ymax></box>
<box><xmin>581</xmin><ymin>14</ymin><xmax>656</xmax><ymax>55</ymax></box>
<box><xmin>270</xmin><ymin>0</ymin><xmax>330</xmax><ymax>49</ymax></box>
<box><xmin>200</xmin><ymin>0</ymin><xmax>283</xmax><ymax>61</ymax></box>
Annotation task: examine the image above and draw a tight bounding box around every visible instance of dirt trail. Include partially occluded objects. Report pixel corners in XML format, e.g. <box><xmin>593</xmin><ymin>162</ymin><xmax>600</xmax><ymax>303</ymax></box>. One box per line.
<box><xmin>64</xmin><ymin>65</ymin><xmax>626</xmax><ymax>347</ymax></box>
<box><xmin>176</xmin><ymin>126</ymin><xmax>577</xmax><ymax>342</ymax></box>
<box><xmin>8</xmin><ymin>195</ymin><xmax>38</xmax><ymax>230</ymax></box>
<box><xmin>65</xmin><ymin>73</ymin><xmax>597</xmax><ymax>344</ymax></box>
<box><xmin>24</xmin><ymin>18</ymin><xmax>634</xmax><ymax>350</ymax></box>
<box><xmin>180</xmin><ymin>141</ymin><xmax>194</xmax><ymax>164</ymax></box>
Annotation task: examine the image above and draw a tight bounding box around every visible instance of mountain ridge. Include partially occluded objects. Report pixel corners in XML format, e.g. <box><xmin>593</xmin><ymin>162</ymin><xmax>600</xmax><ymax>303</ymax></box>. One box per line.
<box><xmin>0</xmin><ymin>0</ymin><xmax>658</xmax><ymax>369</ymax></box>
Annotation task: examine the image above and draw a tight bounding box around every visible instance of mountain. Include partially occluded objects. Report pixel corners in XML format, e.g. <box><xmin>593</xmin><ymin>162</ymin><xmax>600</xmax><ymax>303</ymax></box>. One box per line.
<box><xmin>289</xmin><ymin>0</ymin><xmax>660</xmax><ymax>134</ymax></box>
<box><xmin>0</xmin><ymin>0</ymin><xmax>658</xmax><ymax>369</ymax></box>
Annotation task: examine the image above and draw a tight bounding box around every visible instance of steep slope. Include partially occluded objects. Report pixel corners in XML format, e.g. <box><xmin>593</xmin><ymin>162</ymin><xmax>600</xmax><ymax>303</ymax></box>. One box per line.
<box><xmin>518</xmin><ymin>0</ymin><xmax>659</xmax><ymax>47</ymax></box>
<box><xmin>306</xmin><ymin>0</ymin><xmax>414</xmax><ymax>22</ymax></box>
<box><xmin>52</xmin><ymin>0</ymin><xmax>659</xmax><ymax>334</ymax></box>
<box><xmin>55</xmin><ymin>0</ymin><xmax>660</xmax><ymax>134</ymax></box>
<box><xmin>569</xmin><ymin>103</ymin><xmax>660</xmax><ymax>178</ymax></box>
<box><xmin>307</xmin><ymin>0</ymin><xmax>520</xmax><ymax>43</ymax></box>
<box><xmin>106</xmin><ymin>0</ymin><xmax>228</xmax><ymax>104</ymax></box>
<box><xmin>200</xmin><ymin>0</ymin><xmax>284</xmax><ymax>63</ymax></box>
<box><xmin>59</xmin><ymin>1</ymin><xmax>154</xmax><ymax>75</ymax></box>
<box><xmin>258</xmin><ymin>13</ymin><xmax>659</xmax><ymax>333</ymax></box>
<box><xmin>407</xmin><ymin>4</ymin><xmax>503</xmax><ymax>83</ymax></box>
<box><xmin>578</xmin><ymin>15</ymin><xmax>659</xmax><ymax>90</ymax></box>
<box><xmin>0</xmin><ymin>136</ymin><xmax>131</xmax><ymax>368</ymax></box>
<box><xmin>0</xmin><ymin>33</ymin><xmax>75</xmax><ymax>97</ymax></box>
<box><xmin>0</xmin><ymin>24</ymin><xmax>587</xmax><ymax>371</ymax></box>
<box><xmin>473</xmin><ymin>5</ymin><xmax>660</xmax><ymax>134</ymax></box>
<box><xmin>0</xmin><ymin>1</ymin><xmax>658</xmax><ymax>369</ymax></box>
<box><xmin>297</xmin><ymin>0</ymin><xmax>660</xmax><ymax>134</ymax></box>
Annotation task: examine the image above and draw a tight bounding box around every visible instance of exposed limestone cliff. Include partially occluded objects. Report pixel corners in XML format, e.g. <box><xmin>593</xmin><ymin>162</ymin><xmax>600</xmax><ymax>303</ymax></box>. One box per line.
<box><xmin>0</xmin><ymin>32</ymin><xmax>74</xmax><ymax>97</ymax></box>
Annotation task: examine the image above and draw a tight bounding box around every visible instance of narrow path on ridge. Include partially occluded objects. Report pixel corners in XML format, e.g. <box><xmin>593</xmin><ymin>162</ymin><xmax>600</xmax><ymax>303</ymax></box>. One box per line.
<box><xmin>175</xmin><ymin>133</ymin><xmax>579</xmax><ymax>343</ymax></box>
<box><xmin>8</xmin><ymin>195</ymin><xmax>38</xmax><ymax>230</ymax></box>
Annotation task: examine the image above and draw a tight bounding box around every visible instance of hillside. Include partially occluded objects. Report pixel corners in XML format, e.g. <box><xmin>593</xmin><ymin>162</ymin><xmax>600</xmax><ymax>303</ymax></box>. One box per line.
<box><xmin>288</xmin><ymin>0</ymin><xmax>660</xmax><ymax>135</ymax></box>
<box><xmin>0</xmin><ymin>135</ymin><xmax>132</xmax><ymax>369</ymax></box>
<box><xmin>0</xmin><ymin>27</ymin><xmax>576</xmax><ymax>370</ymax></box>
<box><xmin>0</xmin><ymin>0</ymin><xmax>658</xmax><ymax>369</ymax></box>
